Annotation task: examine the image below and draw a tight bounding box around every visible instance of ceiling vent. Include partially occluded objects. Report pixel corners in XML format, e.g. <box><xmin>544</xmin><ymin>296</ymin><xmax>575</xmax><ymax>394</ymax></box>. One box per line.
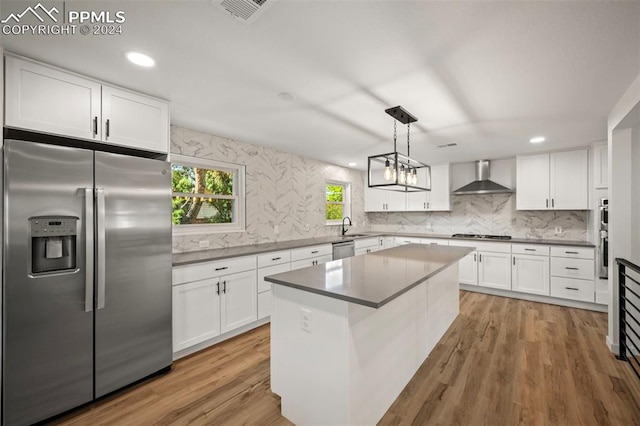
<box><xmin>214</xmin><ymin>0</ymin><xmax>274</xmax><ymax>24</ymax></box>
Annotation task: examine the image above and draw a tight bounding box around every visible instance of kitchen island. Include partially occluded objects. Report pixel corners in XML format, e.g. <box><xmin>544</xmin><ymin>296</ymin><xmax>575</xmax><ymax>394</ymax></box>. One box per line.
<box><xmin>265</xmin><ymin>243</ymin><xmax>473</xmax><ymax>425</ymax></box>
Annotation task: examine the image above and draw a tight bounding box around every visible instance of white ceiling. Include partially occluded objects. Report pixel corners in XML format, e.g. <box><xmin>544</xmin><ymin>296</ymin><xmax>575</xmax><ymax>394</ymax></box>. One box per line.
<box><xmin>2</xmin><ymin>0</ymin><xmax>639</xmax><ymax>169</ymax></box>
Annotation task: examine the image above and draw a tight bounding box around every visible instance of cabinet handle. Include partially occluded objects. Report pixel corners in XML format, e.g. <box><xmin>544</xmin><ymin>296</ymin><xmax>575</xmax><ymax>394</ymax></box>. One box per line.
<box><xmin>513</xmin><ymin>257</ymin><xmax>516</xmax><ymax>265</ymax></box>
<box><xmin>552</xmin><ymin>198</ymin><xmax>555</xmax><ymax>208</ymax></box>
<box><xmin>223</xmin><ymin>280</ymin><xmax>227</xmax><ymax>293</ymax></box>
<box><xmin>479</xmin><ymin>254</ymin><xmax>482</xmax><ymax>262</ymax></box>
<box><xmin>565</xmin><ymin>287</ymin><xmax>579</xmax><ymax>291</ymax></box>
<box><xmin>311</xmin><ymin>250</ymin><xmax>319</xmax><ymax>254</ymax></box>
<box><xmin>215</xmin><ymin>266</ymin><xmax>228</xmax><ymax>271</ymax></box>
<box><xmin>565</xmin><ymin>267</ymin><xmax>579</xmax><ymax>270</ymax></box>
<box><xmin>272</xmin><ymin>257</ymin><xmax>281</xmax><ymax>261</ymax></box>
<box><xmin>524</xmin><ymin>248</ymin><xmax>535</xmax><ymax>252</ymax></box>
<box><xmin>366</xmin><ymin>249</ymin><xmax>370</xmax><ymax>253</ymax></box>
<box><xmin>216</xmin><ymin>282</ymin><xmax>220</xmax><ymax>295</ymax></box>
<box><xmin>473</xmin><ymin>254</ymin><xmax>477</xmax><ymax>262</ymax></box>
<box><xmin>565</xmin><ymin>251</ymin><xmax>579</xmax><ymax>254</ymax></box>
<box><xmin>105</xmin><ymin>119</ymin><xmax>110</xmax><ymax>138</ymax></box>
<box><xmin>427</xmin><ymin>202</ymin><xmax>430</xmax><ymax>209</ymax></box>
<box><xmin>93</xmin><ymin>117</ymin><xmax>98</xmax><ymax>136</ymax></box>
<box><xmin>546</xmin><ymin>199</ymin><xmax>549</xmax><ymax>208</ymax></box>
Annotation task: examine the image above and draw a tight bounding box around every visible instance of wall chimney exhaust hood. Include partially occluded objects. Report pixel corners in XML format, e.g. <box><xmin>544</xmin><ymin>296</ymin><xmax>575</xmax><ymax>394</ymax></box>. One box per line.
<box><xmin>452</xmin><ymin>160</ymin><xmax>513</xmax><ymax>195</ymax></box>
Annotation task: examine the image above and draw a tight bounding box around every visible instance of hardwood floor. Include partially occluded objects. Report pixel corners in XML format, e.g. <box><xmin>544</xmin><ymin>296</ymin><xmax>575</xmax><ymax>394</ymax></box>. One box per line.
<box><xmin>54</xmin><ymin>292</ymin><xmax>640</xmax><ymax>425</ymax></box>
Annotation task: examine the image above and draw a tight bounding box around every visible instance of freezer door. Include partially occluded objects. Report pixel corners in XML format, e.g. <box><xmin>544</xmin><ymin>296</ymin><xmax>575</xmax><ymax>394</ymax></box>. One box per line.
<box><xmin>3</xmin><ymin>140</ymin><xmax>94</xmax><ymax>425</ymax></box>
<box><xmin>94</xmin><ymin>151</ymin><xmax>172</xmax><ymax>397</ymax></box>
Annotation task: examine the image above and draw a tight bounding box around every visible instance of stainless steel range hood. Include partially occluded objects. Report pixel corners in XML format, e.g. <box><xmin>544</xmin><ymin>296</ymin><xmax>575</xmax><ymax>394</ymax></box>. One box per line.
<box><xmin>452</xmin><ymin>160</ymin><xmax>512</xmax><ymax>195</ymax></box>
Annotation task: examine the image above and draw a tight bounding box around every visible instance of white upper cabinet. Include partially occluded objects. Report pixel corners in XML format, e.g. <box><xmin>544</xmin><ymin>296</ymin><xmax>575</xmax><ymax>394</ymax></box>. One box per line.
<box><xmin>516</xmin><ymin>149</ymin><xmax>589</xmax><ymax>210</ymax></box>
<box><xmin>364</xmin><ymin>174</ymin><xmax>406</xmax><ymax>212</ymax></box>
<box><xmin>101</xmin><ymin>85</ymin><xmax>169</xmax><ymax>153</ymax></box>
<box><xmin>406</xmin><ymin>164</ymin><xmax>451</xmax><ymax>211</ymax></box>
<box><xmin>5</xmin><ymin>55</ymin><xmax>169</xmax><ymax>154</ymax></box>
<box><xmin>5</xmin><ymin>55</ymin><xmax>101</xmax><ymax>141</ymax></box>
<box><xmin>593</xmin><ymin>143</ymin><xmax>608</xmax><ymax>189</ymax></box>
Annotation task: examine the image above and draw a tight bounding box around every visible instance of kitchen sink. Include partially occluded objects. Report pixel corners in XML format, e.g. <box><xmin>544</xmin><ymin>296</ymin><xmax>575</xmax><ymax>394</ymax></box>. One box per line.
<box><xmin>343</xmin><ymin>234</ymin><xmax>369</xmax><ymax>238</ymax></box>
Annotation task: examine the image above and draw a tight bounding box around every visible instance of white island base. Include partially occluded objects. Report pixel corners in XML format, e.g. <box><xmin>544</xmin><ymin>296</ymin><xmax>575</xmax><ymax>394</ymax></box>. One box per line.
<box><xmin>271</xmin><ymin>264</ymin><xmax>459</xmax><ymax>425</ymax></box>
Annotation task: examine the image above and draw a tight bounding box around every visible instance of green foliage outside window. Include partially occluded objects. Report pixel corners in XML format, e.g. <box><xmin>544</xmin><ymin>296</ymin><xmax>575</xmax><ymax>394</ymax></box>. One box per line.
<box><xmin>172</xmin><ymin>164</ymin><xmax>235</xmax><ymax>225</ymax></box>
<box><xmin>326</xmin><ymin>184</ymin><xmax>345</xmax><ymax>221</ymax></box>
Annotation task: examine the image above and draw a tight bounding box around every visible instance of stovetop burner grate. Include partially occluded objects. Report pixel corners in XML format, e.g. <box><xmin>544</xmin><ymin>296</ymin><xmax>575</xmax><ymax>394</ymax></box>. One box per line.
<box><xmin>451</xmin><ymin>234</ymin><xmax>512</xmax><ymax>240</ymax></box>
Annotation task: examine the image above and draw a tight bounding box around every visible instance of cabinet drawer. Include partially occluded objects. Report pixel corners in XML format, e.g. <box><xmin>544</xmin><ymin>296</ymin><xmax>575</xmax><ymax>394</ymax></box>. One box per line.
<box><xmin>173</xmin><ymin>256</ymin><xmax>256</xmax><ymax>285</ymax></box>
<box><xmin>395</xmin><ymin>237</ymin><xmax>421</xmax><ymax>245</ymax></box>
<box><xmin>257</xmin><ymin>250</ymin><xmax>291</xmax><ymax>268</ymax></box>
<box><xmin>550</xmin><ymin>257</ymin><xmax>594</xmax><ymax>280</ymax></box>
<box><xmin>550</xmin><ymin>277</ymin><xmax>595</xmax><ymax>302</ymax></box>
<box><xmin>290</xmin><ymin>244</ymin><xmax>332</xmax><ymax>261</ymax></box>
<box><xmin>291</xmin><ymin>254</ymin><xmax>333</xmax><ymax>270</ymax></box>
<box><xmin>258</xmin><ymin>262</ymin><xmax>291</xmax><ymax>293</ymax></box>
<box><xmin>550</xmin><ymin>246</ymin><xmax>594</xmax><ymax>259</ymax></box>
<box><xmin>354</xmin><ymin>238</ymin><xmax>378</xmax><ymax>250</ymax></box>
<box><xmin>512</xmin><ymin>244</ymin><xmax>550</xmax><ymax>256</ymax></box>
<box><xmin>420</xmin><ymin>238</ymin><xmax>449</xmax><ymax>246</ymax></box>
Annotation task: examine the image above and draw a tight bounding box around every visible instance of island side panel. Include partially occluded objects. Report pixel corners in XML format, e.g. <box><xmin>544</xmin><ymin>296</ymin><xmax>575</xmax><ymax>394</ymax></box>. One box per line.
<box><xmin>346</xmin><ymin>276</ymin><xmax>430</xmax><ymax>426</ymax></box>
<box><xmin>271</xmin><ymin>283</ymin><xmax>350</xmax><ymax>425</ymax></box>
<box><xmin>426</xmin><ymin>264</ymin><xmax>460</xmax><ymax>353</ymax></box>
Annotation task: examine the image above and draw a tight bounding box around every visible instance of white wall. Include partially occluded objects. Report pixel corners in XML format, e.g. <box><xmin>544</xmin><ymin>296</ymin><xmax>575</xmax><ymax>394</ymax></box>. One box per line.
<box><xmin>607</xmin><ymin>70</ymin><xmax>640</xmax><ymax>353</ymax></box>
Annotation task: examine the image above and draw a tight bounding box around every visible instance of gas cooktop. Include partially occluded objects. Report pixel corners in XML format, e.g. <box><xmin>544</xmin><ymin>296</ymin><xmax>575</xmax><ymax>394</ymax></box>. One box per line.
<box><xmin>451</xmin><ymin>234</ymin><xmax>512</xmax><ymax>240</ymax></box>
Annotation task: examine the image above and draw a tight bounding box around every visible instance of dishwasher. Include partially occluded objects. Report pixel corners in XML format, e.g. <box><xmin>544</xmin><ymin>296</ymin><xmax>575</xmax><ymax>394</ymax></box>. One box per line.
<box><xmin>332</xmin><ymin>240</ymin><xmax>355</xmax><ymax>260</ymax></box>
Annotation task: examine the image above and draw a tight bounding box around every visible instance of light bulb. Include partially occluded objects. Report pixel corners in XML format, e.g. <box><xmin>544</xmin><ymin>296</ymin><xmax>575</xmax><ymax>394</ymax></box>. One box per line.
<box><xmin>383</xmin><ymin>159</ymin><xmax>392</xmax><ymax>181</ymax></box>
<box><xmin>399</xmin><ymin>165</ymin><xmax>406</xmax><ymax>184</ymax></box>
<box><xmin>411</xmin><ymin>169</ymin><xmax>418</xmax><ymax>185</ymax></box>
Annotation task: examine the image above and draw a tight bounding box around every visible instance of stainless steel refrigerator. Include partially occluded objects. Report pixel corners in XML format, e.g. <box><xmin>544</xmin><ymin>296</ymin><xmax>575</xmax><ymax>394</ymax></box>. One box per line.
<box><xmin>2</xmin><ymin>138</ymin><xmax>172</xmax><ymax>425</ymax></box>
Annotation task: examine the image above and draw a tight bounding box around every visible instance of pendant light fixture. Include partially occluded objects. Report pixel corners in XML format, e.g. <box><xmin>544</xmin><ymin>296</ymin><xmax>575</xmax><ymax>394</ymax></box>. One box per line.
<box><xmin>368</xmin><ymin>106</ymin><xmax>431</xmax><ymax>192</ymax></box>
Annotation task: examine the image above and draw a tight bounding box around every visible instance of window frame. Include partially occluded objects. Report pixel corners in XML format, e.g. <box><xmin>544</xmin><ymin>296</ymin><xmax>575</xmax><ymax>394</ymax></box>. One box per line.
<box><xmin>171</xmin><ymin>154</ymin><xmax>246</xmax><ymax>235</ymax></box>
<box><xmin>325</xmin><ymin>180</ymin><xmax>351</xmax><ymax>225</ymax></box>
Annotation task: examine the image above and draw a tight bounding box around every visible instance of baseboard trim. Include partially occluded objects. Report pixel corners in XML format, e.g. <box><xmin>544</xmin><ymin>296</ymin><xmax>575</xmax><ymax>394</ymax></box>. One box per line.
<box><xmin>460</xmin><ymin>284</ymin><xmax>608</xmax><ymax>313</ymax></box>
<box><xmin>607</xmin><ymin>335</ymin><xmax>620</xmax><ymax>355</ymax></box>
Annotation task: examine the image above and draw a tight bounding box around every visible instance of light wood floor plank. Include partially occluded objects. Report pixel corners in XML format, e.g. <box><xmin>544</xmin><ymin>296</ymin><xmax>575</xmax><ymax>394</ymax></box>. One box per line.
<box><xmin>53</xmin><ymin>291</ymin><xmax>640</xmax><ymax>425</ymax></box>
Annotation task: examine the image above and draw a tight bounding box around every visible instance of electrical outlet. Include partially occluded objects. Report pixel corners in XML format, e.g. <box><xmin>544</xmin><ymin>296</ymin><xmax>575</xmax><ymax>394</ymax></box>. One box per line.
<box><xmin>555</xmin><ymin>226</ymin><xmax>563</xmax><ymax>235</ymax></box>
<box><xmin>426</xmin><ymin>222</ymin><xmax>432</xmax><ymax>230</ymax></box>
<box><xmin>301</xmin><ymin>308</ymin><xmax>311</xmax><ymax>333</ymax></box>
<box><xmin>198</xmin><ymin>240</ymin><xmax>210</xmax><ymax>248</ymax></box>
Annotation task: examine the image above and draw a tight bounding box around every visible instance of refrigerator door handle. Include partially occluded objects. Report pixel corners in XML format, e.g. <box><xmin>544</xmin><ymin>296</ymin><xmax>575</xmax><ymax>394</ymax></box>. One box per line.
<box><xmin>85</xmin><ymin>188</ymin><xmax>94</xmax><ymax>312</ymax></box>
<box><xmin>97</xmin><ymin>188</ymin><xmax>106</xmax><ymax>309</ymax></box>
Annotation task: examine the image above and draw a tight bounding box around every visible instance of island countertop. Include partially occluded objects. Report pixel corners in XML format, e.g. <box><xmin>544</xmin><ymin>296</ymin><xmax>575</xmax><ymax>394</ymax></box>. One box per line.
<box><xmin>265</xmin><ymin>244</ymin><xmax>473</xmax><ymax>308</ymax></box>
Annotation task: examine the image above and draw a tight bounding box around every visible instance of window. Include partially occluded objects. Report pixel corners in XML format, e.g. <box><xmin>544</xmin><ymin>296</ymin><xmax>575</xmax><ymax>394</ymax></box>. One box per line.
<box><xmin>171</xmin><ymin>154</ymin><xmax>245</xmax><ymax>233</ymax></box>
<box><xmin>326</xmin><ymin>181</ymin><xmax>351</xmax><ymax>224</ymax></box>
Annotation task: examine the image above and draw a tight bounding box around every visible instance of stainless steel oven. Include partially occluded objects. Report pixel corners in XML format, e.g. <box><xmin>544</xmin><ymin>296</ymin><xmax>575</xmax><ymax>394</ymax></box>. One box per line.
<box><xmin>599</xmin><ymin>198</ymin><xmax>608</xmax><ymax>279</ymax></box>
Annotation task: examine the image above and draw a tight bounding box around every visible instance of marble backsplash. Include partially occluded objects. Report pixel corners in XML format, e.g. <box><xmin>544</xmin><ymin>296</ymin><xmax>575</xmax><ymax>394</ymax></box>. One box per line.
<box><xmin>368</xmin><ymin>193</ymin><xmax>589</xmax><ymax>241</ymax></box>
<box><xmin>171</xmin><ymin>126</ymin><xmax>368</xmax><ymax>253</ymax></box>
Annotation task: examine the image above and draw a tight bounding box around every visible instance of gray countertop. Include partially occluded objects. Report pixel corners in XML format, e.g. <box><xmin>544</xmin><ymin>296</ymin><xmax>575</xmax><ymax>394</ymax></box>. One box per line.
<box><xmin>172</xmin><ymin>232</ymin><xmax>594</xmax><ymax>266</ymax></box>
<box><xmin>265</xmin><ymin>244</ymin><xmax>473</xmax><ymax>308</ymax></box>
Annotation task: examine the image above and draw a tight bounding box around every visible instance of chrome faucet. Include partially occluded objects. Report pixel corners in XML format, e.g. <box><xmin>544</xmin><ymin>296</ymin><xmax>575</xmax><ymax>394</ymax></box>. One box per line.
<box><xmin>342</xmin><ymin>216</ymin><xmax>352</xmax><ymax>236</ymax></box>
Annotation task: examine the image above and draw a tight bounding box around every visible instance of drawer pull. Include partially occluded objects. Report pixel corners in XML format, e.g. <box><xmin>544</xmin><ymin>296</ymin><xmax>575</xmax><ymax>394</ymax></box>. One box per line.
<box><xmin>565</xmin><ymin>267</ymin><xmax>579</xmax><ymax>270</ymax></box>
<box><xmin>565</xmin><ymin>251</ymin><xmax>579</xmax><ymax>254</ymax></box>
<box><xmin>215</xmin><ymin>266</ymin><xmax>228</xmax><ymax>271</ymax></box>
<box><xmin>311</xmin><ymin>250</ymin><xmax>319</xmax><ymax>254</ymax></box>
<box><xmin>272</xmin><ymin>257</ymin><xmax>282</xmax><ymax>261</ymax></box>
<box><xmin>524</xmin><ymin>248</ymin><xmax>536</xmax><ymax>251</ymax></box>
<box><xmin>565</xmin><ymin>287</ymin><xmax>579</xmax><ymax>291</ymax></box>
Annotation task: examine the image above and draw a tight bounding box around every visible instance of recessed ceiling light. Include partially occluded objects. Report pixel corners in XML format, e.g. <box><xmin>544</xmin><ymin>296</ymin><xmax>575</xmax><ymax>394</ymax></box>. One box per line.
<box><xmin>348</xmin><ymin>162</ymin><xmax>357</xmax><ymax>167</ymax></box>
<box><xmin>277</xmin><ymin>92</ymin><xmax>296</xmax><ymax>102</ymax></box>
<box><xmin>529</xmin><ymin>136</ymin><xmax>546</xmax><ymax>144</ymax></box>
<box><xmin>125</xmin><ymin>51</ymin><xmax>155</xmax><ymax>68</ymax></box>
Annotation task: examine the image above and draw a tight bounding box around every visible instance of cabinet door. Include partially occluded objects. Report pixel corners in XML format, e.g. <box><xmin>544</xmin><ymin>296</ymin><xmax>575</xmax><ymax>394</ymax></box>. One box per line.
<box><xmin>512</xmin><ymin>254</ymin><xmax>550</xmax><ymax>296</ymax></box>
<box><xmin>5</xmin><ymin>56</ymin><xmax>101</xmax><ymax>140</ymax></box>
<box><xmin>550</xmin><ymin>149</ymin><xmax>588</xmax><ymax>210</ymax></box>
<box><xmin>172</xmin><ymin>279</ymin><xmax>221</xmax><ymax>352</ymax></box>
<box><xmin>459</xmin><ymin>252</ymin><xmax>478</xmax><ymax>285</ymax></box>
<box><xmin>220</xmin><ymin>270</ymin><xmax>258</xmax><ymax>334</ymax></box>
<box><xmin>386</xmin><ymin>190</ymin><xmax>407</xmax><ymax>211</ymax></box>
<box><xmin>516</xmin><ymin>153</ymin><xmax>550</xmax><ymax>210</ymax></box>
<box><xmin>406</xmin><ymin>191</ymin><xmax>428</xmax><ymax>211</ymax></box>
<box><xmin>101</xmin><ymin>85</ymin><xmax>169</xmax><ymax>153</ymax></box>
<box><xmin>593</xmin><ymin>144</ymin><xmax>608</xmax><ymax>189</ymax></box>
<box><xmin>478</xmin><ymin>252</ymin><xmax>511</xmax><ymax>290</ymax></box>
<box><xmin>258</xmin><ymin>263</ymin><xmax>291</xmax><ymax>293</ymax></box>
<box><xmin>427</xmin><ymin>164</ymin><xmax>451</xmax><ymax>211</ymax></box>
<box><xmin>364</xmin><ymin>186</ymin><xmax>386</xmax><ymax>212</ymax></box>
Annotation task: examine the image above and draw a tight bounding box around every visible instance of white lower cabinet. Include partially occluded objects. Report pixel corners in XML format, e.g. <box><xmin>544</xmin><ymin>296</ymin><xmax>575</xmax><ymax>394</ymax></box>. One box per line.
<box><xmin>478</xmin><ymin>251</ymin><xmax>512</xmax><ymax>290</ymax></box>
<box><xmin>220</xmin><ymin>270</ymin><xmax>258</xmax><ymax>333</ymax></box>
<box><xmin>355</xmin><ymin>237</ymin><xmax>379</xmax><ymax>255</ymax></box>
<box><xmin>257</xmin><ymin>262</ymin><xmax>291</xmax><ymax>320</ymax></box>
<box><xmin>512</xmin><ymin>254</ymin><xmax>550</xmax><ymax>296</ymax></box>
<box><xmin>172</xmin><ymin>279</ymin><xmax>221</xmax><ymax>352</ymax></box>
<box><xmin>458</xmin><ymin>251</ymin><xmax>478</xmax><ymax>285</ymax></box>
<box><xmin>550</xmin><ymin>246</ymin><xmax>595</xmax><ymax>302</ymax></box>
<box><xmin>291</xmin><ymin>255</ymin><xmax>333</xmax><ymax>270</ymax></box>
<box><xmin>172</xmin><ymin>256</ymin><xmax>257</xmax><ymax>353</ymax></box>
